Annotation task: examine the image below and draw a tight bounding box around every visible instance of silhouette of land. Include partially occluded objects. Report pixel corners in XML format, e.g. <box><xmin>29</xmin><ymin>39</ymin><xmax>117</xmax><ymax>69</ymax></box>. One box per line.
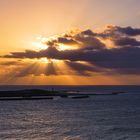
<box><xmin>0</xmin><ymin>89</ymin><xmax>126</xmax><ymax>100</ymax></box>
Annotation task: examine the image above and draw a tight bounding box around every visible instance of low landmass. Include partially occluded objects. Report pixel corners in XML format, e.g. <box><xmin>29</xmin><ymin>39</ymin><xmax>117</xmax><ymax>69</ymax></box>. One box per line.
<box><xmin>0</xmin><ymin>89</ymin><xmax>126</xmax><ymax>100</ymax></box>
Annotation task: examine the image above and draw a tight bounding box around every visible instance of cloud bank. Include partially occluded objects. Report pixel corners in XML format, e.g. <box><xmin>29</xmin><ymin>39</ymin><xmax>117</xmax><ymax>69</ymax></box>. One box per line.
<box><xmin>2</xmin><ymin>25</ymin><xmax>140</xmax><ymax>76</ymax></box>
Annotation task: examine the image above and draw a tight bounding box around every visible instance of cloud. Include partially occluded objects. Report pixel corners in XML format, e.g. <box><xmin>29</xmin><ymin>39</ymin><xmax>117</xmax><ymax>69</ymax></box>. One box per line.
<box><xmin>113</xmin><ymin>37</ymin><xmax>140</xmax><ymax>46</ymax></box>
<box><xmin>115</xmin><ymin>26</ymin><xmax>140</xmax><ymax>36</ymax></box>
<box><xmin>99</xmin><ymin>25</ymin><xmax>140</xmax><ymax>38</ymax></box>
<box><xmin>2</xmin><ymin>25</ymin><xmax>140</xmax><ymax>76</ymax></box>
<box><xmin>57</xmin><ymin>37</ymin><xmax>78</xmax><ymax>45</ymax></box>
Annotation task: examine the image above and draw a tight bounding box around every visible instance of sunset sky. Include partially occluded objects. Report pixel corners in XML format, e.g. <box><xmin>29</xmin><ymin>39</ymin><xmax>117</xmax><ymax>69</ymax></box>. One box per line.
<box><xmin>0</xmin><ymin>0</ymin><xmax>140</xmax><ymax>85</ymax></box>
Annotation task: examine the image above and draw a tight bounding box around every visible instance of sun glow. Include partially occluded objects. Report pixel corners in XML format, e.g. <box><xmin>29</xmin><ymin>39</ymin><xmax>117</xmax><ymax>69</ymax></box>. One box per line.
<box><xmin>51</xmin><ymin>59</ymin><xmax>61</xmax><ymax>63</ymax></box>
<box><xmin>39</xmin><ymin>58</ymin><xmax>62</xmax><ymax>64</ymax></box>
<box><xmin>32</xmin><ymin>42</ymin><xmax>48</xmax><ymax>50</ymax></box>
<box><xmin>58</xmin><ymin>44</ymin><xmax>79</xmax><ymax>51</ymax></box>
<box><xmin>31</xmin><ymin>36</ymin><xmax>49</xmax><ymax>50</ymax></box>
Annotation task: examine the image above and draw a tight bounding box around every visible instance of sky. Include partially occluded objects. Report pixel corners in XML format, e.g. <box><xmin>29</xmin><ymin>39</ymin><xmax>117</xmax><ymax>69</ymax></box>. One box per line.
<box><xmin>0</xmin><ymin>0</ymin><xmax>140</xmax><ymax>85</ymax></box>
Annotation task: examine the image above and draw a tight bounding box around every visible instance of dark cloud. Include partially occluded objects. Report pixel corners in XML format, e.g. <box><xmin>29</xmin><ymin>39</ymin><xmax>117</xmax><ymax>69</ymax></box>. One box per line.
<box><xmin>2</xmin><ymin>25</ymin><xmax>140</xmax><ymax>76</ymax></box>
<box><xmin>80</xmin><ymin>29</ymin><xmax>96</xmax><ymax>36</ymax></box>
<box><xmin>4</xmin><ymin>50</ymin><xmax>39</xmax><ymax>58</ymax></box>
<box><xmin>44</xmin><ymin>29</ymin><xmax>106</xmax><ymax>50</ymax></box>
<box><xmin>57</xmin><ymin>37</ymin><xmax>78</xmax><ymax>45</ymax></box>
<box><xmin>4</xmin><ymin>46</ymin><xmax>140</xmax><ymax>75</ymax></box>
<box><xmin>116</xmin><ymin>26</ymin><xmax>140</xmax><ymax>36</ymax></box>
<box><xmin>92</xmin><ymin>47</ymin><xmax>140</xmax><ymax>68</ymax></box>
<box><xmin>100</xmin><ymin>25</ymin><xmax>140</xmax><ymax>38</ymax></box>
<box><xmin>75</xmin><ymin>34</ymin><xmax>105</xmax><ymax>50</ymax></box>
<box><xmin>113</xmin><ymin>37</ymin><xmax>140</xmax><ymax>46</ymax></box>
<box><xmin>46</xmin><ymin>40</ymin><xmax>58</xmax><ymax>47</ymax></box>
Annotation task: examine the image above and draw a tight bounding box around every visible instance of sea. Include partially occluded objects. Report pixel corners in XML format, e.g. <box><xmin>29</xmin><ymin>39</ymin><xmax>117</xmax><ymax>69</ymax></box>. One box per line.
<box><xmin>0</xmin><ymin>85</ymin><xmax>140</xmax><ymax>140</ymax></box>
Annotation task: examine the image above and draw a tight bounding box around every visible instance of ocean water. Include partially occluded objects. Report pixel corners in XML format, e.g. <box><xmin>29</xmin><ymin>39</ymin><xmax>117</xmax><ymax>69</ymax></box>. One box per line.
<box><xmin>0</xmin><ymin>86</ymin><xmax>140</xmax><ymax>140</ymax></box>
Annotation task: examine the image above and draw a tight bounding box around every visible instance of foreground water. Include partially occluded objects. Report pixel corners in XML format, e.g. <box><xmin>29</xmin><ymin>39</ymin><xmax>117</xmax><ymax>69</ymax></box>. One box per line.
<box><xmin>0</xmin><ymin>86</ymin><xmax>140</xmax><ymax>140</ymax></box>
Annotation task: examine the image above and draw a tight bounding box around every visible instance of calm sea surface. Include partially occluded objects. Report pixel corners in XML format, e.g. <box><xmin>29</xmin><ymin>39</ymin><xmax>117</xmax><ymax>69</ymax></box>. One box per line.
<box><xmin>0</xmin><ymin>86</ymin><xmax>140</xmax><ymax>140</ymax></box>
